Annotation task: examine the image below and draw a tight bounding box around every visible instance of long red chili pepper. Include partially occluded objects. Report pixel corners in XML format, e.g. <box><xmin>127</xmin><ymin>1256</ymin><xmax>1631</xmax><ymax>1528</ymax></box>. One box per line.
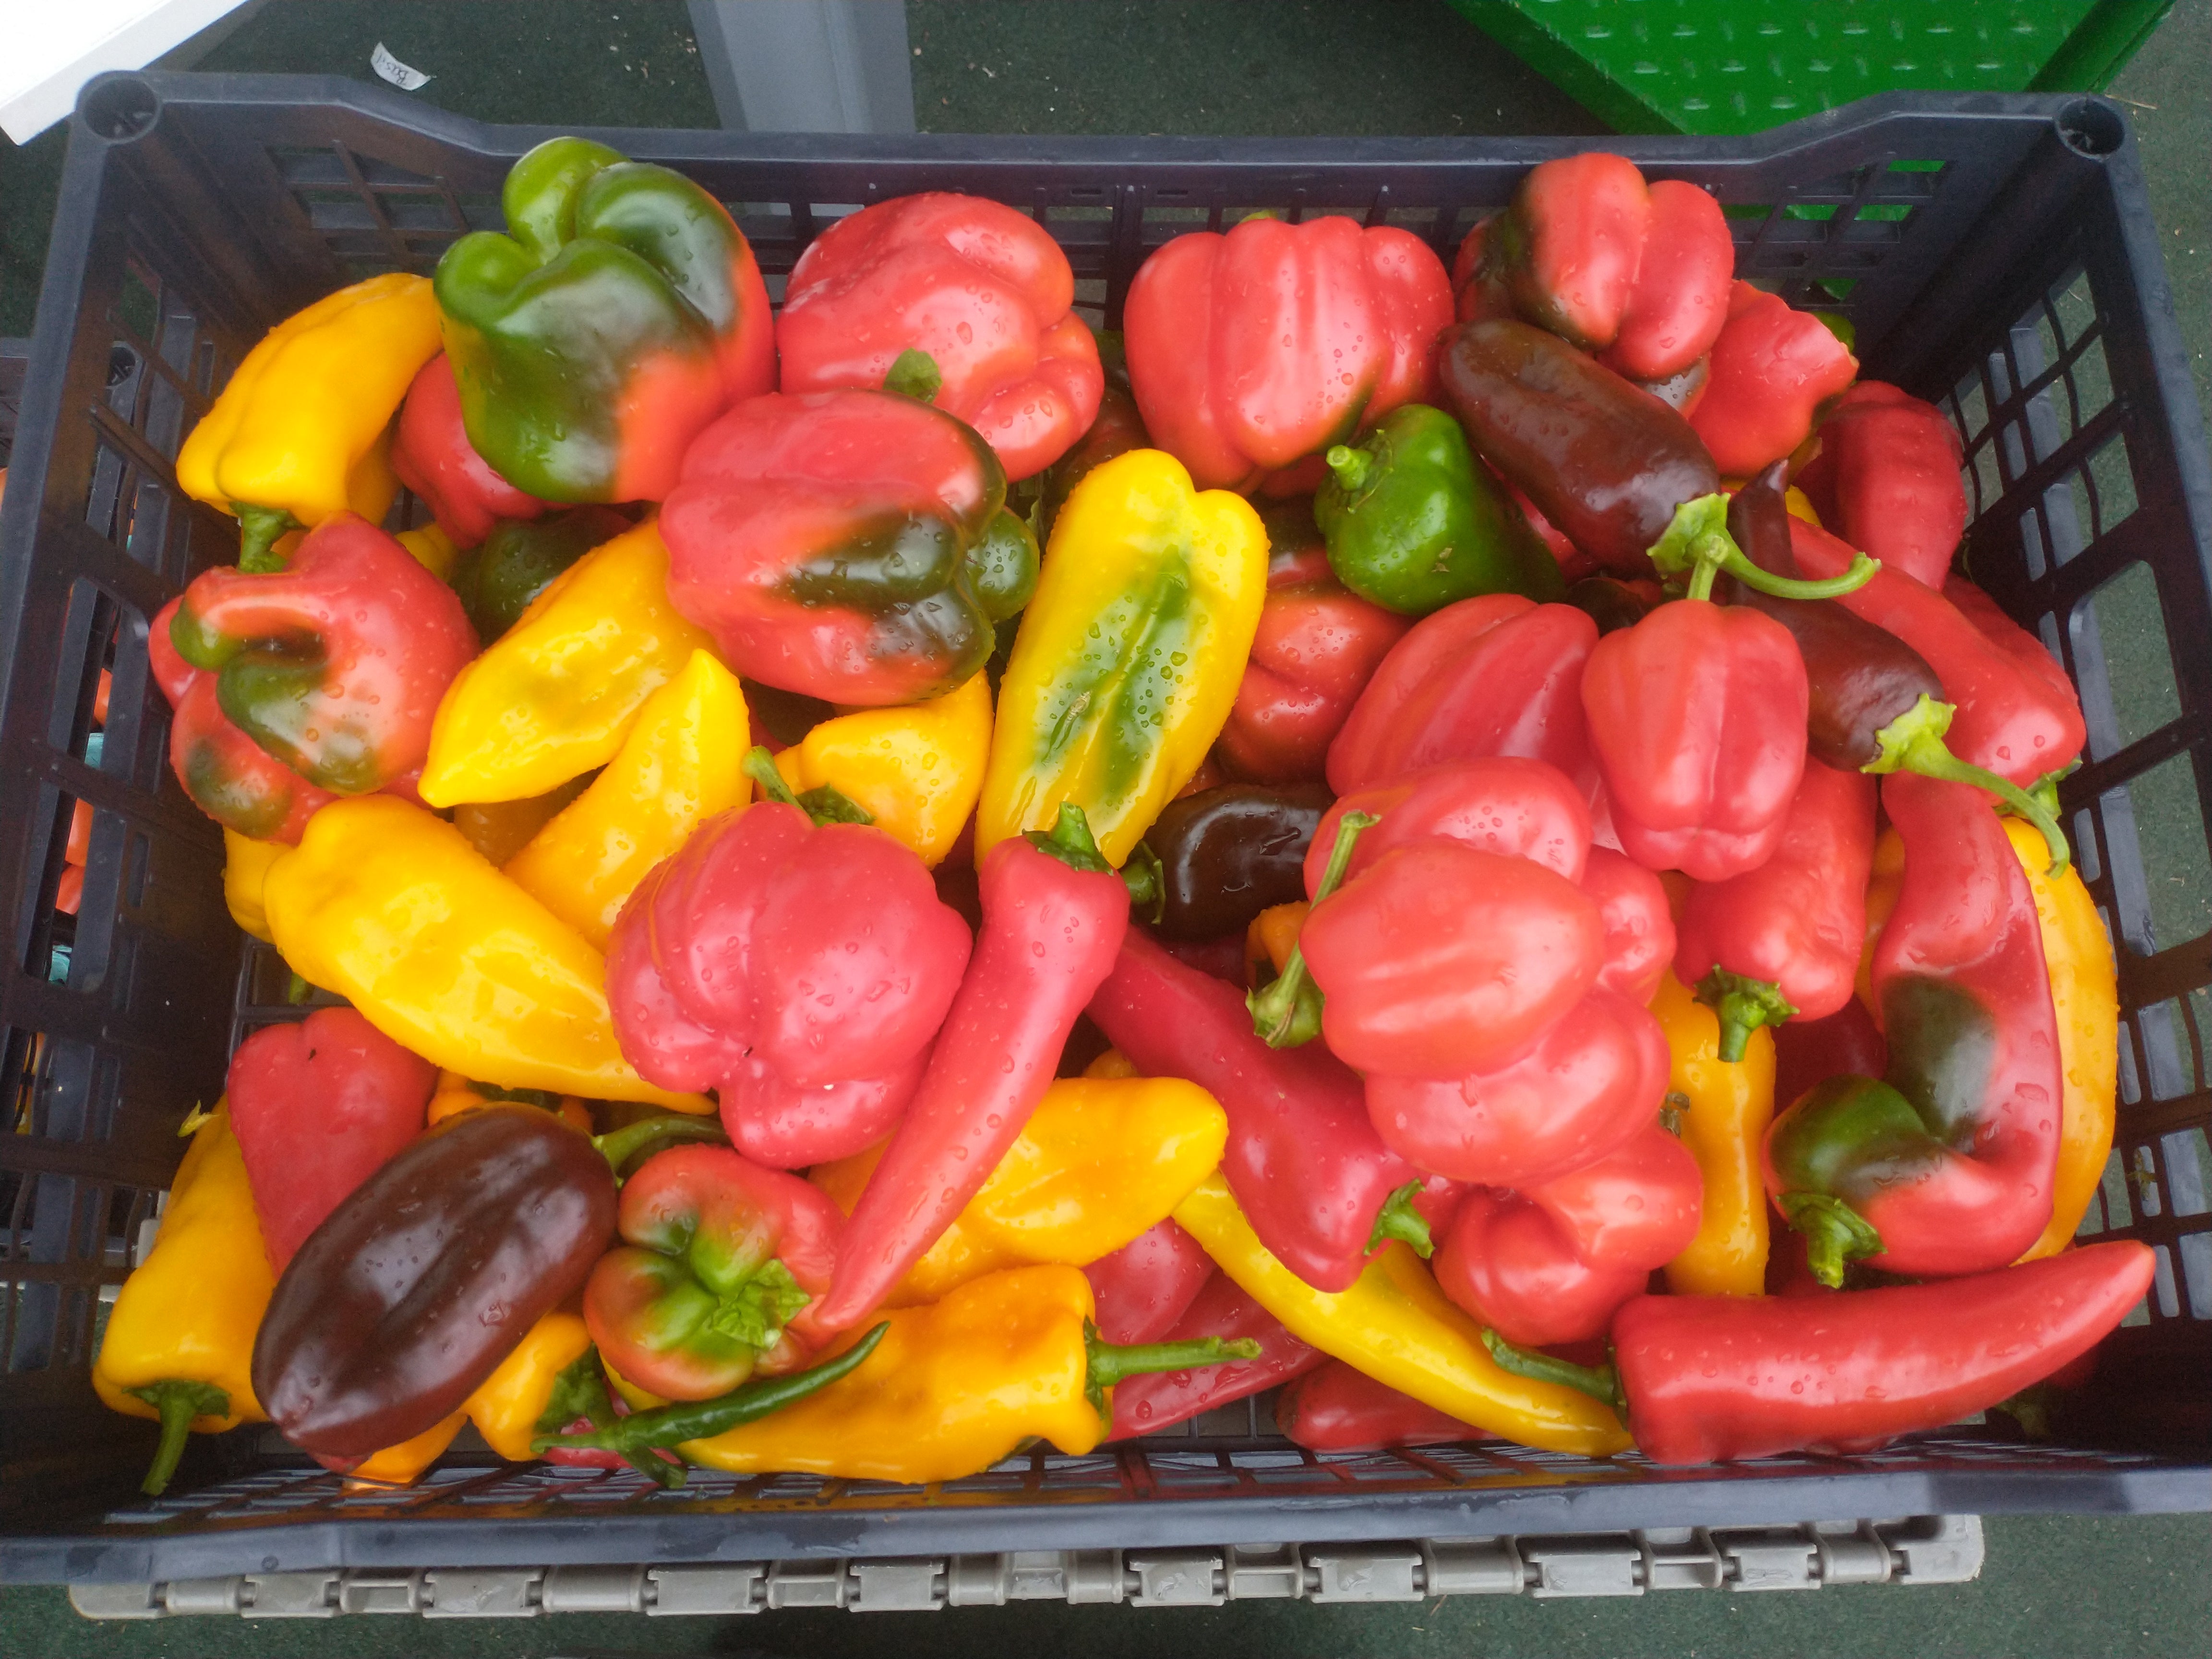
<box><xmin>809</xmin><ymin>805</ymin><xmax>1130</xmax><ymax>1333</ymax></box>
<box><xmin>1085</xmin><ymin>1218</ymin><xmax>1217</xmax><ymax>1346</ymax></box>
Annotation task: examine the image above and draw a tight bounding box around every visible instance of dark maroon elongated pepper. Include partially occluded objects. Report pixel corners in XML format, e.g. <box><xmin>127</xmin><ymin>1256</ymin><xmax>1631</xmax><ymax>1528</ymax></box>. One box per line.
<box><xmin>251</xmin><ymin>1106</ymin><xmax>618</xmax><ymax>1465</ymax></box>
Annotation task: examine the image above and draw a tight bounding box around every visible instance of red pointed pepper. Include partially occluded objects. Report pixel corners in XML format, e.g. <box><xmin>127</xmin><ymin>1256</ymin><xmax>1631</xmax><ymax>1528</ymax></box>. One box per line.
<box><xmin>1088</xmin><ymin>930</ymin><xmax>1426</xmax><ymax>1292</ymax></box>
<box><xmin>1325</xmin><ymin>594</ymin><xmax>1598</xmax><ymax>795</ymax></box>
<box><xmin>582</xmin><ymin>1145</ymin><xmax>843</xmax><ymax>1401</ymax></box>
<box><xmin>150</xmin><ymin>514</ymin><xmax>477</xmax><ymax>840</ymax></box>
<box><xmin>1277</xmin><ymin>1359</ymin><xmax>1484</xmax><ymax>1450</ymax></box>
<box><xmin>1687</xmin><ymin>282</ymin><xmax>1858</xmax><ymax>477</ymax></box>
<box><xmin>776</xmin><ymin>192</ymin><xmax>1104</xmax><ymax>482</ymax></box>
<box><xmin>1124</xmin><ymin>214</ymin><xmax>1453</xmax><ymax>492</ymax></box>
<box><xmin>1105</xmin><ymin>1270</ymin><xmax>1325</xmax><ymax>1440</ymax></box>
<box><xmin>811</xmin><ymin>806</ymin><xmax>1131</xmax><ymax>1333</ymax></box>
<box><xmin>225</xmin><ymin>1008</ymin><xmax>437</xmax><ymax>1269</ymax></box>
<box><xmin>1675</xmin><ymin>759</ymin><xmax>1877</xmax><ymax>1060</ymax></box>
<box><xmin>1084</xmin><ymin>1218</ymin><xmax>1216</xmax><ymax>1346</ymax></box>
<box><xmin>605</xmin><ymin>793</ymin><xmax>973</xmax><ymax>1169</ymax></box>
<box><xmin>1764</xmin><ymin>774</ymin><xmax>2064</xmax><ymax>1280</ymax></box>
<box><xmin>1791</xmin><ymin>381</ymin><xmax>1966</xmax><ymax>588</ymax></box>
<box><xmin>390</xmin><ymin>354</ymin><xmax>548</xmax><ymax>549</ymax></box>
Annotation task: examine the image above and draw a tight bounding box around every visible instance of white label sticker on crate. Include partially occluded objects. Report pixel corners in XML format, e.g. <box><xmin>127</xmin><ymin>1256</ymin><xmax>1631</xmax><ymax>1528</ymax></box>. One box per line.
<box><xmin>371</xmin><ymin>44</ymin><xmax>433</xmax><ymax>92</ymax></box>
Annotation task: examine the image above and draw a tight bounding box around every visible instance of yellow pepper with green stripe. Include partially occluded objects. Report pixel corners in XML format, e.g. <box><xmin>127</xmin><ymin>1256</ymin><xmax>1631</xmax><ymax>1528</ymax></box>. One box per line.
<box><xmin>977</xmin><ymin>449</ymin><xmax>1266</xmax><ymax>867</ymax></box>
<box><xmin>262</xmin><ymin>793</ymin><xmax>710</xmax><ymax>1110</ymax></box>
<box><xmin>773</xmin><ymin>671</ymin><xmax>993</xmax><ymax>868</ymax></box>
<box><xmin>175</xmin><ymin>273</ymin><xmax>443</xmax><ymax>570</ymax></box>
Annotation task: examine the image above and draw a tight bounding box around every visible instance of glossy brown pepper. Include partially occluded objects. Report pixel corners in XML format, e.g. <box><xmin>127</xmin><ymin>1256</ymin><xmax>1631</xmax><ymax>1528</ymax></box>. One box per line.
<box><xmin>251</xmin><ymin>1105</ymin><xmax>617</xmax><ymax>1464</ymax></box>
<box><xmin>1437</xmin><ymin>317</ymin><xmax>1718</xmax><ymax>573</ymax></box>
<box><xmin>1138</xmin><ymin>783</ymin><xmax>1331</xmax><ymax>940</ymax></box>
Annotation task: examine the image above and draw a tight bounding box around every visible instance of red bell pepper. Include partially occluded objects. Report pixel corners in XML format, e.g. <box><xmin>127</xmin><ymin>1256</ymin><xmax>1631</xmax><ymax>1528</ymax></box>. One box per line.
<box><xmin>1606</xmin><ymin>1241</ymin><xmax>2154</xmax><ymax>1463</ymax></box>
<box><xmin>1578</xmin><ymin>846</ymin><xmax>1675</xmax><ymax>1004</ymax></box>
<box><xmin>1772</xmin><ymin>997</ymin><xmax>1887</xmax><ymax>1118</ymax></box>
<box><xmin>1449</xmin><ymin>217</ymin><xmax>1513</xmax><ymax>326</ymax></box>
<box><xmin>1308</xmin><ymin>757</ymin><xmax>1592</xmax><ymax>893</ymax></box>
<box><xmin>1787</xmin><ymin>517</ymin><xmax>2087</xmax><ymax>790</ymax></box>
<box><xmin>1089</xmin><ymin>930</ymin><xmax>1426</xmax><ymax>1292</ymax></box>
<box><xmin>150</xmin><ymin>513</ymin><xmax>477</xmax><ymax>841</ymax></box>
<box><xmin>811</xmin><ymin>806</ymin><xmax>1131</xmax><ymax>1332</ymax></box>
<box><xmin>1688</xmin><ymin>282</ymin><xmax>1858</xmax><ymax>478</ymax></box>
<box><xmin>1434</xmin><ymin>1189</ymin><xmax>1649</xmax><ymax>1348</ymax></box>
<box><xmin>1479</xmin><ymin>153</ymin><xmax>1650</xmax><ymax>351</ymax></box>
<box><xmin>225</xmin><ymin>1007</ymin><xmax>437</xmax><ymax>1269</ymax></box>
<box><xmin>1084</xmin><ymin>1217</ymin><xmax>1216</xmax><ymax>1346</ymax></box>
<box><xmin>1525</xmin><ymin>1120</ymin><xmax>1704</xmax><ymax>1271</ymax></box>
<box><xmin>775</xmin><ymin>192</ymin><xmax>1104</xmax><ymax>482</ymax></box>
<box><xmin>605</xmin><ymin>795</ymin><xmax>972</xmax><ymax>1168</ymax></box>
<box><xmin>1276</xmin><ymin>1360</ymin><xmax>1484</xmax><ymax>1450</ymax></box>
<box><xmin>1601</xmin><ymin>180</ymin><xmax>1735</xmax><ymax>384</ymax></box>
<box><xmin>1675</xmin><ymin>759</ymin><xmax>1876</xmax><ymax>1060</ymax></box>
<box><xmin>390</xmin><ymin>354</ymin><xmax>547</xmax><ymax>548</ymax></box>
<box><xmin>1105</xmin><ymin>1270</ymin><xmax>1326</xmax><ymax>1440</ymax></box>
<box><xmin>1791</xmin><ymin>381</ymin><xmax>1965</xmax><ymax>588</ymax></box>
<box><xmin>581</xmin><ymin>1145</ymin><xmax>843</xmax><ymax>1401</ymax></box>
<box><xmin>1124</xmin><ymin>214</ymin><xmax>1454</xmax><ymax>492</ymax></box>
<box><xmin>1216</xmin><ymin>515</ymin><xmax>1412</xmax><ymax>784</ymax></box>
<box><xmin>1325</xmin><ymin>594</ymin><xmax>1598</xmax><ymax>795</ymax></box>
<box><xmin>1764</xmin><ymin>774</ymin><xmax>2064</xmax><ymax>1280</ymax></box>
<box><xmin>1365</xmin><ymin>987</ymin><xmax>1670</xmax><ymax>1188</ymax></box>
<box><xmin>661</xmin><ymin>388</ymin><xmax>1033</xmax><ymax>705</ymax></box>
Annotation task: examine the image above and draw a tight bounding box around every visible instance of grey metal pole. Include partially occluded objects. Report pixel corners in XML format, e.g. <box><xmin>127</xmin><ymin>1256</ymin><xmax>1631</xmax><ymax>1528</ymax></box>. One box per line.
<box><xmin>685</xmin><ymin>0</ymin><xmax>917</xmax><ymax>133</ymax></box>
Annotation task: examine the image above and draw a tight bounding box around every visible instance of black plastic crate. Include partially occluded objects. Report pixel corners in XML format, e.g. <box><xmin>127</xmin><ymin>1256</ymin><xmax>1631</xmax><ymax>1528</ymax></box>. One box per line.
<box><xmin>0</xmin><ymin>74</ymin><xmax>2206</xmax><ymax>1587</ymax></box>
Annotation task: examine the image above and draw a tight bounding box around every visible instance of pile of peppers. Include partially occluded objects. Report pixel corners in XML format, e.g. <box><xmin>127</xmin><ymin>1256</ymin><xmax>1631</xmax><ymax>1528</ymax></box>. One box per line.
<box><xmin>100</xmin><ymin>140</ymin><xmax>2145</xmax><ymax>1500</ymax></box>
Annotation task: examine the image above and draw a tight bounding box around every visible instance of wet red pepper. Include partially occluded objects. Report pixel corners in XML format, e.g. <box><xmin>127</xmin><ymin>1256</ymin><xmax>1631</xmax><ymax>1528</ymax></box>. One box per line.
<box><xmin>1084</xmin><ymin>1218</ymin><xmax>1216</xmax><ymax>1346</ymax></box>
<box><xmin>390</xmin><ymin>354</ymin><xmax>548</xmax><ymax>548</ymax></box>
<box><xmin>225</xmin><ymin>1008</ymin><xmax>436</xmax><ymax>1270</ymax></box>
<box><xmin>1435</xmin><ymin>1189</ymin><xmax>1650</xmax><ymax>1348</ymax></box>
<box><xmin>1309</xmin><ymin>757</ymin><xmax>1592</xmax><ymax>893</ymax></box>
<box><xmin>1578</xmin><ymin>846</ymin><xmax>1675</xmax><ymax>1005</ymax></box>
<box><xmin>1277</xmin><ymin>1359</ymin><xmax>1485</xmax><ymax>1451</ymax></box>
<box><xmin>1687</xmin><ymin>282</ymin><xmax>1857</xmax><ymax>478</ymax></box>
<box><xmin>1105</xmin><ymin>1271</ymin><xmax>1325</xmax><ymax>1440</ymax></box>
<box><xmin>1791</xmin><ymin>381</ymin><xmax>1967</xmax><ymax>588</ymax></box>
<box><xmin>811</xmin><ymin>807</ymin><xmax>1131</xmax><ymax>1333</ymax></box>
<box><xmin>1525</xmin><ymin>1121</ymin><xmax>1704</xmax><ymax>1271</ymax></box>
<box><xmin>1124</xmin><ymin>214</ymin><xmax>1453</xmax><ymax>492</ymax></box>
<box><xmin>776</xmin><ymin>192</ymin><xmax>1104</xmax><ymax>482</ymax></box>
<box><xmin>1602</xmin><ymin>180</ymin><xmax>1735</xmax><ymax>384</ymax></box>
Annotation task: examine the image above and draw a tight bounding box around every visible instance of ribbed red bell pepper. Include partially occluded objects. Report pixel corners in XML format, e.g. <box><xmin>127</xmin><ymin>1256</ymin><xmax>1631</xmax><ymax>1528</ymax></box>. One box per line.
<box><xmin>1602</xmin><ymin>180</ymin><xmax>1735</xmax><ymax>384</ymax></box>
<box><xmin>1434</xmin><ymin>1189</ymin><xmax>1650</xmax><ymax>1348</ymax></box>
<box><xmin>1675</xmin><ymin>759</ymin><xmax>1876</xmax><ymax>1060</ymax></box>
<box><xmin>1764</xmin><ymin>774</ymin><xmax>2064</xmax><ymax>1279</ymax></box>
<box><xmin>1276</xmin><ymin>1360</ymin><xmax>1485</xmax><ymax>1450</ymax></box>
<box><xmin>390</xmin><ymin>354</ymin><xmax>547</xmax><ymax>549</ymax></box>
<box><xmin>1325</xmin><ymin>594</ymin><xmax>1598</xmax><ymax>795</ymax></box>
<box><xmin>1791</xmin><ymin>382</ymin><xmax>1966</xmax><ymax>588</ymax></box>
<box><xmin>1089</xmin><ymin>930</ymin><xmax>1424</xmax><ymax>1292</ymax></box>
<box><xmin>811</xmin><ymin>807</ymin><xmax>1130</xmax><ymax>1333</ymax></box>
<box><xmin>1124</xmin><ymin>215</ymin><xmax>1453</xmax><ymax>492</ymax></box>
<box><xmin>1084</xmin><ymin>1218</ymin><xmax>1216</xmax><ymax>1346</ymax></box>
<box><xmin>1688</xmin><ymin>282</ymin><xmax>1857</xmax><ymax>478</ymax></box>
<box><xmin>1309</xmin><ymin>758</ymin><xmax>1592</xmax><ymax>898</ymax></box>
<box><xmin>1216</xmin><ymin>518</ymin><xmax>1412</xmax><ymax>783</ymax></box>
<box><xmin>605</xmin><ymin>798</ymin><xmax>972</xmax><ymax>1168</ymax></box>
<box><xmin>1578</xmin><ymin>846</ymin><xmax>1675</xmax><ymax>1004</ymax></box>
<box><xmin>1609</xmin><ymin>1241</ymin><xmax>2153</xmax><ymax>1463</ymax></box>
<box><xmin>226</xmin><ymin>1007</ymin><xmax>437</xmax><ymax>1269</ymax></box>
<box><xmin>1525</xmin><ymin>1120</ymin><xmax>1704</xmax><ymax>1271</ymax></box>
<box><xmin>1106</xmin><ymin>1271</ymin><xmax>1325</xmax><ymax>1440</ymax></box>
<box><xmin>775</xmin><ymin>192</ymin><xmax>1104</xmax><ymax>482</ymax></box>
<box><xmin>1787</xmin><ymin>518</ymin><xmax>2086</xmax><ymax>789</ymax></box>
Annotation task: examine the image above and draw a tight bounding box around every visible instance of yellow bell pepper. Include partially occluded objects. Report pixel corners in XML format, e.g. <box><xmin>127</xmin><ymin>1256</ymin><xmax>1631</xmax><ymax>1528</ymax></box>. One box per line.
<box><xmin>1172</xmin><ymin>1174</ymin><xmax>1632</xmax><ymax>1456</ymax></box>
<box><xmin>2000</xmin><ymin>817</ymin><xmax>2120</xmax><ymax>1261</ymax></box>
<box><xmin>175</xmin><ymin>273</ymin><xmax>442</xmax><ymax>569</ymax></box>
<box><xmin>221</xmin><ymin>829</ymin><xmax>287</xmax><ymax>943</ymax></box>
<box><xmin>812</xmin><ymin>1075</ymin><xmax>1226</xmax><ymax>1307</ymax></box>
<box><xmin>773</xmin><ymin>671</ymin><xmax>992</xmax><ymax>868</ymax></box>
<box><xmin>419</xmin><ymin>519</ymin><xmax>718</xmax><ymax>808</ymax></box>
<box><xmin>505</xmin><ymin>649</ymin><xmax>751</xmax><ymax>946</ymax></box>
<box><xmin>464</xmin><ymin>1306</ymin><xmax>596</xmax><ymax>1461</ymax></box>
<box><xmin>261</xmin><ymin>794</ymin><xmax>709</xmax><ymax>1110</ymax></box>
<box><xmin>1652</xmin><ymin>970</ymin><xmax>1777</xmax><ymax>1296</ymax></box>
<box><xmin>93</xmin><ymin>1105</ymin><xmax>275</xmax><ymax>1494</ymax></box>
<box><xmin>977</xmin><ymin>449</ymin><xmax>1266</xmax><ymax>867</ymax></box>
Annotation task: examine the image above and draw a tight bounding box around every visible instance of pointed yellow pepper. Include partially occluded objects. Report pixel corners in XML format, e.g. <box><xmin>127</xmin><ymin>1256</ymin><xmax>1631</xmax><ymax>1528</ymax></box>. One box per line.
<box><xmin>773</xmin><ymin>671</ymin><xmax>993</xmax><ymax>868</ymax></box>
<box><xmin>1653</xmin><ymin>969</ymin><xmax>1777</xmax><ymax>1296</ymax></box>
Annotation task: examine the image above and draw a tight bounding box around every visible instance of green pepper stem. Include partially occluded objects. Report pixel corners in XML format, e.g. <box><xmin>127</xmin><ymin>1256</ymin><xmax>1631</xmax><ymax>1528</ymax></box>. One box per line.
<box><xmin>127</xmin><ymin>1380</ymin><xmax>228</xmax><ymax>1497</ymax></box>
<box><xmin>1121</xmin><ymin>842</ymin><xmax>1166</xmax><ymax>924</ymax></box>
<box><xmin>883</xmin><ymin>349</ymin><xmax>942</xmax><ymax>403</ymax></box>
<box><xmin>1086</xmin><ymin>1332</ymin><xmax>1263</xmax><ymax>1390</ymax></box>
<box><xmin>1776</xmin><ymin>1190</ymin><xmax>1886</xmax><ymax>1288</ymax></box>
<box><xmin>1248</xmin><ymin>810</ymin><xmax>1378</xmax><ymax>1049</ymax></box>
<box><xmin>1479</xmin><ymin>1329</ymin><xmax>1624</xmax><ymax>1415</ymax></box>
<box><xmin>1648</xmin><ymin>493</ymin><xmax>1878</xmax><ymax>603</ymax></box>
<box><xmin>1864</xmin><ymin>694</ymin><xmax>2070</xmax><ymax>874</ymax></box>
<box><xmin>235</xmin><ymin>505</ymin><xmax>300</xmax><ymax>573</ymax></box>
<box><xmin>742</xmin><ymin>746</ymin><xmax>873</xmax><ymax>828</ymax></box>
<box><xmin>593</xmin><ymin>1113</ymin><xmax>731</xmax><ymax>1180</ymax></box>
<box><xmin>1325</xmin><ymin>444</ymin><xmax>1372</xmax><ymax>493</ymax></box>
<box><xmin>1693</xmin><ymin>967</ymin><xmax>1797</xmax><ymax>1064</ymax></box>
<box><xmin>1022</xmin><ymin>801</ymin><xmax>1113</xmax><ymax>875</ymax></box>
<box><xmin>1367</xmin><ymin>1179</ymin><xmax>1435</xmax><ymax>1258</ymax></box>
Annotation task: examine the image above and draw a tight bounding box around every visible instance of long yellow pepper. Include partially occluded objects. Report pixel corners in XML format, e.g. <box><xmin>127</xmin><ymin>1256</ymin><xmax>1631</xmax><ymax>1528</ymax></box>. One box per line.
<box><xmin>773</xmin><ymin>671</ymin><xmax>993</xmax><ymax>868</ymax></box>
<box><xmin>1652</xmin><ymin>970</ymin><xmax>1777</xmax><ymax>1296</ymax></box>
<box><xmin>262</xmin><ymin>794</ymin><xmax>709</xmax><ymax>1110</ymax></box>
<box><xmin>1173</xmin><ymin>1175</ymin><xmax>1631</xmax><ymax>1455</ymax></box>
<box><xmin>175</xmin><ymin>273</ymin><xmax>442</xmax><ymax>568</ymax></box>
<box><xmin>505</xmin><ymin>649</ymin><xmax>751</xmax><ymax>946</ymax></box>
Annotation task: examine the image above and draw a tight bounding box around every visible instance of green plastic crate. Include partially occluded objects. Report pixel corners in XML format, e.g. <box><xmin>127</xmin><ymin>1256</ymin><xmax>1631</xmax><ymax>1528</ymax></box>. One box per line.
<box><xmin>1445</xmin><ymin>0</ymin><xmax>2173</xmax><ymax>133</ymax></box>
